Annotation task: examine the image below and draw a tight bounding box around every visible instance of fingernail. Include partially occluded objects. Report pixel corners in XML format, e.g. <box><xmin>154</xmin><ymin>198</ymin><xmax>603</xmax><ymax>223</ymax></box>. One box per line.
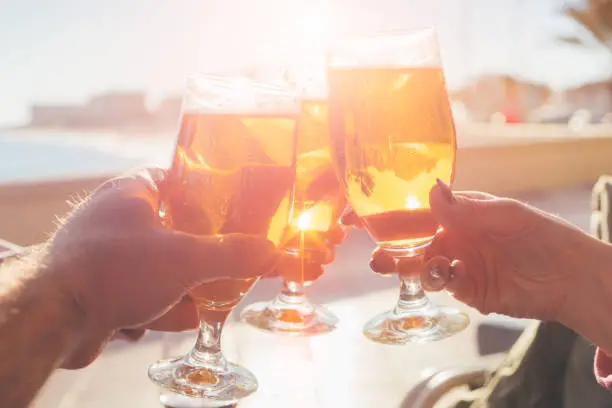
<box><xmin>436</xmin><ymin>178</ymin><xmax>456</xmax><ymax>204</ymax></box>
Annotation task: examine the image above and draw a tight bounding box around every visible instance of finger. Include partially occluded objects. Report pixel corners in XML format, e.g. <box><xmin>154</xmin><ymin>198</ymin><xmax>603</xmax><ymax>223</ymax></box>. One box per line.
<box><xmin>422</xmin><ymin>257</ymin><xmax>476</xmax><ymax>306</ymax></box>
<box><xmin>120</xmin><ymin>166</ymin><xmax>168</xmax><ymax>196</ymax></box>
<box><xmin>454</xmin><ymin>191</ymin><xmax>498</xmax><ymax>201</ymax></box>
<box><xmin>302</xmin><ymin>263</ymin><xmax>325</xmax><ymax>284</ymax></box>
<box><xmin>274</xmin><ymin>256</ymin><xmax>325</xmax><ymax>283</ymax></box>
<box><xmin>341</xmin><ymin>211</ymin><xmax>363</xmax><ymax>228</ymax></box>
<box><xmin>153</xmin><ymin>231</ymin><xmax>279</xmax><ymax>286</ymax></box>
<box><xmin>430</xmin><ymin>180</ymin><xmax>531</xmax><ymax>235</ymax></box>
<box><xmin>300</xmin><ymin>262</ymin><xmax>324</xmax><ymax>285</ymax></box>
<box><xmin>327</xmin><ymin>223</ymin><xmax>349</xmax><ymax>245</ymax></box>
<box><xmin>114</xmin><ymin>328</ymin><xmax>147</xmax><ymax>342</ymax></box>
<box><xmin>62</xmin><ymin>330</ymin><xmax>114</xmax><ymax>370</ymax></box>
<box><xmin>310</xmin><ymin>246</ymin><xmax>334</xmax><ymax>265</ymax></box>
<box><xmin>84</xmin><ymin>174</ymin><xmax>162</xmax><ymax>226</ymax></box>
<box><xmin>444</xmin><ymin>260</ymin><xmax>476</xmax><ymax>305</ymax></box>
<box><xmin>144</xmin><ymin>297</ymin><xmax>198</xmax><ymax>332</ymax></box>
<box><xmin>369</xmin><ymin>247</ymin><xmax>396</xmax><ymax>274</ymax></box>
<box><xmin>95</xmin><ymin>167</ymin><xmax>166</xmax><ymax>200</ymax></box>
<box><xmin>425</xmin><ymin>228</ymin><xmax>469</xmax><ymax>262</ymax></box>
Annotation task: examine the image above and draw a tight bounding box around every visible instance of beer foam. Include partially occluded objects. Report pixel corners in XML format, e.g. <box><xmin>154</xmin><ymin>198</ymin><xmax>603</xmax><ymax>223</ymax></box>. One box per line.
<box><xmin>329</xmin><ymin>28</ymin><xmax>442</xmax><ymax>69</ymax></box>
<box><xmin>182</xmin><ymin>75</ymin><xmax>300</xmax><ymax>115</ymax></box>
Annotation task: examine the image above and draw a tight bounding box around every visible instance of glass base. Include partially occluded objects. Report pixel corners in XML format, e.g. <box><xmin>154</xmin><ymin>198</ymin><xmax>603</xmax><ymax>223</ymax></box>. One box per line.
<box><xmin>240</xmin><ymin>295</ymin><xmax>338</xmax><ymax>336</ymax></box>
<box><xmin>160</xmin><ymin>391</ymin><xmax>217</xmax><ymax>408</ymax></box>
<box><xmin>363</xmin><ymin>305</ymin><xmax>470</xmax><ymax>345</ymax></box>
<box><xmin>148</xmin><ymin>356</ymin><xmax>257</xmax><ymax>407</ymax></box>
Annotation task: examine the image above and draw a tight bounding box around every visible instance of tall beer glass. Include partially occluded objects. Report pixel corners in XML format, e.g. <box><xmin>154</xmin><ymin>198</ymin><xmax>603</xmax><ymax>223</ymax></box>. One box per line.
<box><xmin>328</xmin><ymin>28</ymin><xmax>469</xmax><ymax>344</ymax></box>
<box><xmin>148</xmin><ymin>75</ymin><xmax>299</xmax><ymax>404</ymax></box>
<box><xmin>241</xmin><ymin>69</ymin><xmax>346</xmax><ymax>335</ymax></box>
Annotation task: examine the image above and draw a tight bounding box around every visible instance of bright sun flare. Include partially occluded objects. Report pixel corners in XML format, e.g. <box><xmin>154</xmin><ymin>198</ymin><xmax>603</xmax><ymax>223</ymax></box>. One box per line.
<box><xmin>295</xmin><ymin>6</ymin><xmax>332</xmax><ymax>52</ymax></box>
<box><xmin>405</xmin><ymin>195</ymin><xmax>422</xmax><ymax>210</ymax></box>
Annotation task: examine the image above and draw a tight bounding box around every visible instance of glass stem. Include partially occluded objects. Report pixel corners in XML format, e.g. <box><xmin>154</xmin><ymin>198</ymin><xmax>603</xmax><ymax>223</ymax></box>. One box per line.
<box><xmin>275</xmin><ymin>280</ymin><xmax>311</xmax><ymax>308</ymax></box>
<box><xmin>394</xmin><ymin>276</ymin><xmax>432</xmax><ymax>315</ymax></box>
<box><xmin>186</xmin><ymin>308</ymin><xmax>229</xmax><ymax>370</ymax></box>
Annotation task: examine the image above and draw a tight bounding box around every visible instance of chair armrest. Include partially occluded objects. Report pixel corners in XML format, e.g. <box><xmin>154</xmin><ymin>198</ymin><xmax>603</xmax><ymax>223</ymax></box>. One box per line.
<box><xmin>400</xmin><ymin>367</ymin><xmax>490</xmax><ymax>408</ymax></box>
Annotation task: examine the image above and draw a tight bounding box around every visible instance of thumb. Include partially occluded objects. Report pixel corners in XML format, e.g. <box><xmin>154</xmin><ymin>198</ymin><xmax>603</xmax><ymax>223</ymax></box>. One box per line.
<box><xmin>430</xmin><ymin>181</ymin><xmax>530</xmax><ymax>236</ymax></box>
<box><xmin>155</xmin><ymin>230</ymin><xmax>279</xmax><ymax>285</ymax></box>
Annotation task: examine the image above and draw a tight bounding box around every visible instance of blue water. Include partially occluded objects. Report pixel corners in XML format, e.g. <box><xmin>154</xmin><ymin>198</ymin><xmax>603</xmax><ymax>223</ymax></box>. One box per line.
<box><xmin>0</xmin><ymin>131</ymin><xmax>175</xmax><ymax>183</ymax></box>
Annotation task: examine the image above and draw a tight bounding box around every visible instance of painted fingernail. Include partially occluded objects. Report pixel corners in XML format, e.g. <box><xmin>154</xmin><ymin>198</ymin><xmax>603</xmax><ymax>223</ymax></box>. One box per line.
<box><xmin>436</xmin><ymin>178</ymin><xmax>456</xmax><ymax>204</ymax></box>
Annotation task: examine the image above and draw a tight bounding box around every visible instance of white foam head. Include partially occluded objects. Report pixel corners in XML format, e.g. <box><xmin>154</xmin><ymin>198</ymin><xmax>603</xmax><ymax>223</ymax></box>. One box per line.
<box><xmin>182</xmin><ymin>74</ymin><xmax>300</xmax><ymax>115</ymax></box>
<box><xmin>329</xmin><ymin>27</ymin><xmax>442</xmax><ymax>69</ymax></box>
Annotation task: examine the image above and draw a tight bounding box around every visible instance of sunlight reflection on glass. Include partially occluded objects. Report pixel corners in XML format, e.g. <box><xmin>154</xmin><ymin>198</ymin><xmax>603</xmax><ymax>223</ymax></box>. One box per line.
<box><xmin>296</xmin><ymin>202</ymin><xmax>334</xmax><ymax>232</ymax></box>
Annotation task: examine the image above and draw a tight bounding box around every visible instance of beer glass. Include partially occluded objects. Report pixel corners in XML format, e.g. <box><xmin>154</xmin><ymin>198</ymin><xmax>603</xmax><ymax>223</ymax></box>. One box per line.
<box><xmin>327</xmin><ymin>28</ymin><xmax>469</xmax><ymax>344</ymax></box>
<box><xmin>148</xmin><ymin>75</ymin><xmax>299</xmax><ymax>404</ymax></box>
<box><xmin>241</xmin><ymin>69</ymin><xmax>346</xmax><ymax>335</ymax></box>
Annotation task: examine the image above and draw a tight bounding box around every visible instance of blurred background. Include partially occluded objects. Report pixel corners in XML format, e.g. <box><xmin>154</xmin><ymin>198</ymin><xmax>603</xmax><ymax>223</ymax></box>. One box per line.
<box><xmin>1</xmin><ymin>0</ymin><xmax>611</xmax><ymax>184</ymax></box>
<box><xmin>1</xmin><ymin>0</ymin><xmax>612</xmax><ymax>407</ymax></box>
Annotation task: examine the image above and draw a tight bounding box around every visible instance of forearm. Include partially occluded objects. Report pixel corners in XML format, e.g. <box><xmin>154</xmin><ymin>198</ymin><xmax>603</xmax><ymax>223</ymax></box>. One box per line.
<box><xmin>0</xmin><ymin>246</ymin><xmax>83</xmax><ymax>407</ymax></box>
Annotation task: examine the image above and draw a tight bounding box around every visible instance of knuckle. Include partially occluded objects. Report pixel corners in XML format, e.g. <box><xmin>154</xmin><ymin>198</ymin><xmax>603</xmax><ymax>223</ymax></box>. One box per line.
<box><xmin>500</xmin><ymin>198</ymin><xmax>524</xmax><ymax>213</ymax></box>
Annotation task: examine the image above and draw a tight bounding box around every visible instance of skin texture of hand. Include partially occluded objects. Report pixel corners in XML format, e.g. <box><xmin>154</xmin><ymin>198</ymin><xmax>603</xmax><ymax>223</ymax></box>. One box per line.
<box><xmin>343</xmin><ymin>182</ymin><xmax>612</xmax><ymax>355</ymax></box>
<box><xmin>46</xmin><ymin>169</ymin><xmax>277</xmax><ymax>369</ymax></box>
<box><xmin>421</xmin><ymin>183</ymin><xmax>607</xmax><ymax>321</ymax></box>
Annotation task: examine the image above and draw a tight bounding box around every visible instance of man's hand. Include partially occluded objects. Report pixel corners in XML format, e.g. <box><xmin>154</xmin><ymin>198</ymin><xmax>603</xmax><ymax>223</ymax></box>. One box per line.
<box><xmin>263</xmin><ymin>221</ymin><xmax>349</xmax><ymax>283</ymax></box>
<box><xmin>47</xmin><ymin>169</ymin><xmax>277</xmax><ymax>368</ymax></box>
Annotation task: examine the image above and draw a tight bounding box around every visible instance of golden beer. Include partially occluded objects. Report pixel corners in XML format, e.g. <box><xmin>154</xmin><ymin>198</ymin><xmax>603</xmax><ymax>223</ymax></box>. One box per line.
<box><xmin>282</xmin><ymin>99</ymin><xmax>346</xmax><ymax>284</ymax></box>
<box><xmin>164</xmin><ymin>112</ymin><xmax>297</xmax><ymax>314</ymax></box>
<box><xmin>238</xmin><ymin>96</ymin><xmax>344</xmax><ymax>335</ymax></box>
<box><xmin>328</xmin><ymin>67</ymin><xmax>455</xmax><ymax>250</ymax></box>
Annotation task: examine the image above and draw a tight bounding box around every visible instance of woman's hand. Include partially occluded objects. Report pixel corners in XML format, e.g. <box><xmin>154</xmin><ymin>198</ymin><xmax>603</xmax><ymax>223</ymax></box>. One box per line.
<box><xmin>421</xmin><ymin>181</ymin><xmax>612</xmax><ymax>355</ymax></box>
<box><xmin>418</xmin><ymin>182</ymin><xmax>606</xmax><ymax>322</ymax></box>
<box><xmin>342</xmin><ymin>181</ymin><xmax>612</xmax><ymax>349</ymax></box>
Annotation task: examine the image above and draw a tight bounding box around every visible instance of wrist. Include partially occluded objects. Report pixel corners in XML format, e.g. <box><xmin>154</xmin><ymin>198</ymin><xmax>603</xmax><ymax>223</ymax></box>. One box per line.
<box><xmin>41</xmin><ymin>254</ymin><xmax>93</xmax><ymax>369</ymax></box>
<box><xmin>0</xmin><ymin>248</ymin><xmax>86</xmax><ymax>366</ymax></box>
<box><xmin>559</xmin><ymin>239</ymin><xmax>612</xmax><ymax>354</ymax></box>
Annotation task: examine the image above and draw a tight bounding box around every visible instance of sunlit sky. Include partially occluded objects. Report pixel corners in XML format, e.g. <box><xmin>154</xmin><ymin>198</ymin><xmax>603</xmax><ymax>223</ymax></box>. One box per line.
<box><xmin>1</xmin><ymin>0</ymin><xmax>611</xmax><ymax>126</ymax></box>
